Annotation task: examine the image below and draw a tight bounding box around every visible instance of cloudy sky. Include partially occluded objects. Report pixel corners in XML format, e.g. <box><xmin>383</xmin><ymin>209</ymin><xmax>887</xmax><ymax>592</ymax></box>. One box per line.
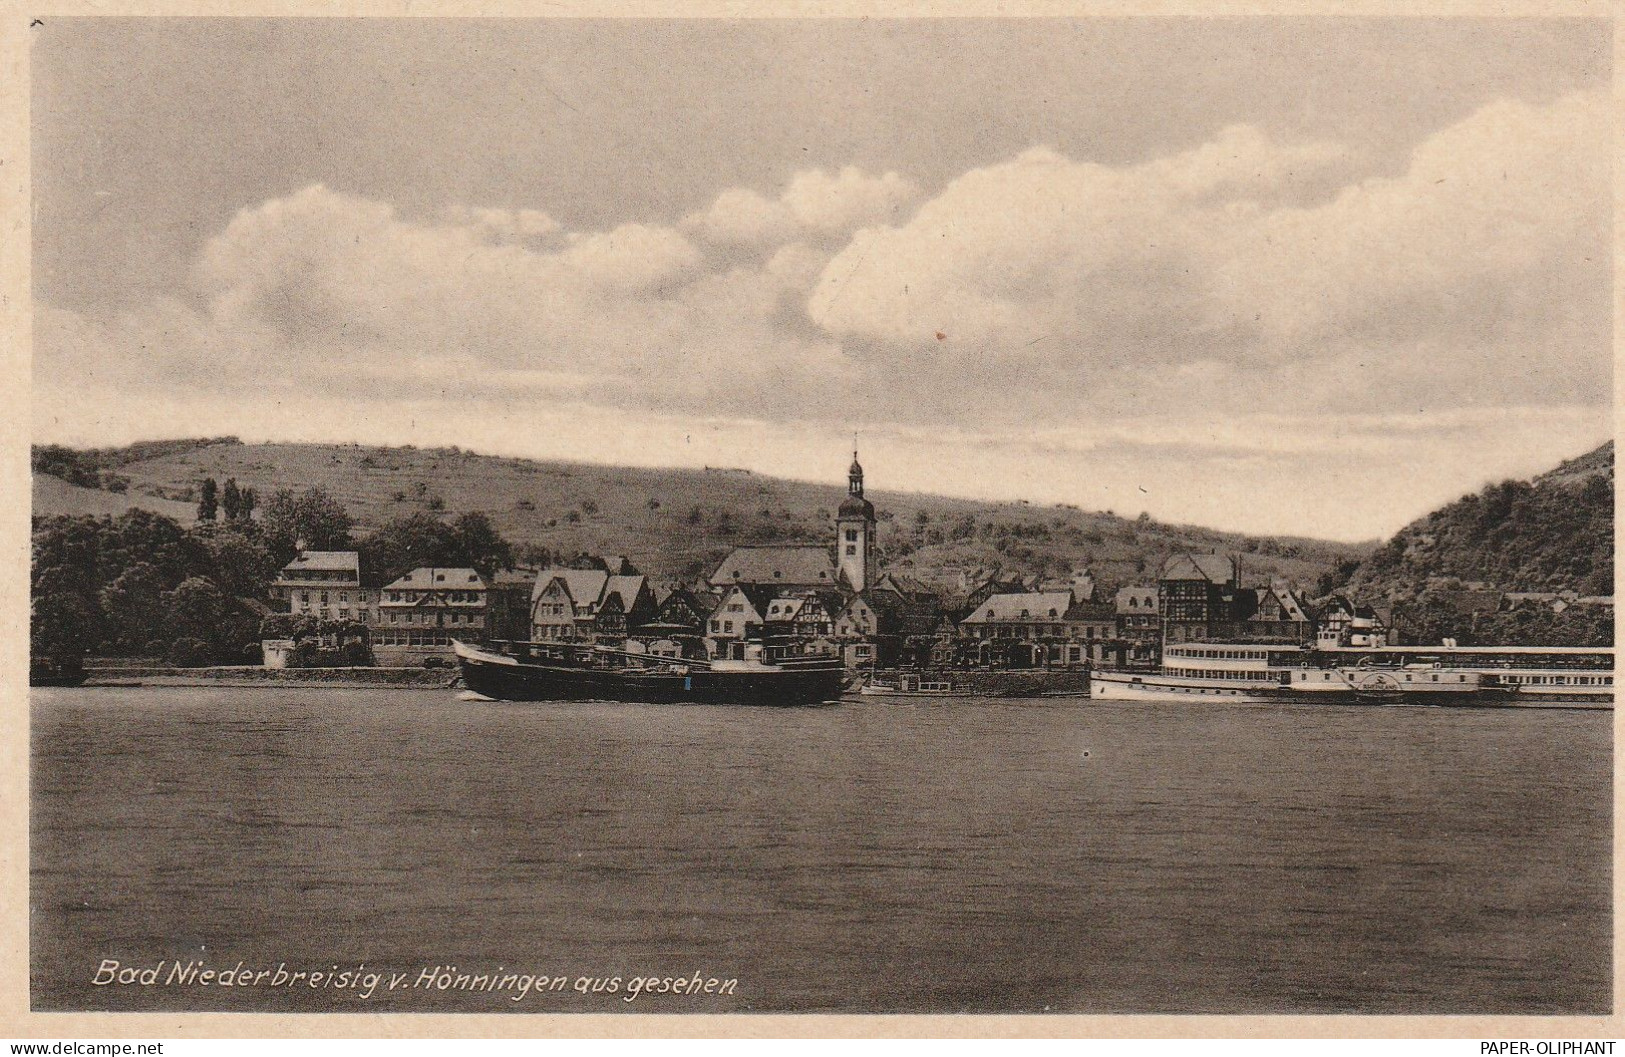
<box><xmin>31</xmin><ymin>18</ymin><xmax>1612</xmax><ymax>541</ymax></box>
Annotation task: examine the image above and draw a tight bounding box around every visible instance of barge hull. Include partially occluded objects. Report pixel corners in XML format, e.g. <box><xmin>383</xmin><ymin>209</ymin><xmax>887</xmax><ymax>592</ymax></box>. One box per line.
<box><xmin>456</xmin><ymin>647</ymin><xmax>842</xmax><ymax>706</ymax></box>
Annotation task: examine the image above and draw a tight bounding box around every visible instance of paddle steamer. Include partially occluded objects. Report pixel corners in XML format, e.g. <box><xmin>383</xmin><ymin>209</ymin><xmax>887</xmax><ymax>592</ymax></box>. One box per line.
<box><xmin>1090</xmin><ymin>642</ymin><xmax>1613</xmax><ymax>709</ymax></box>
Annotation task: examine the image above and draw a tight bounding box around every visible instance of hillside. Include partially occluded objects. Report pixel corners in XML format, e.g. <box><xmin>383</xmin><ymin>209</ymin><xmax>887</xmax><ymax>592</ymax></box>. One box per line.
<box><xmin>31</xmin><ymin>439</ymin><xmax>1369</xmax><ymax>592</ymax></box>
<box><xmin>1335</xmin><ymin>441</ymin><xmax>1613</xmax><ymax>604</ymax></box>
<box><xmin>32</xmin><ymin>473</ymin><xmax>197</xmax><ymax>523</ymax></box>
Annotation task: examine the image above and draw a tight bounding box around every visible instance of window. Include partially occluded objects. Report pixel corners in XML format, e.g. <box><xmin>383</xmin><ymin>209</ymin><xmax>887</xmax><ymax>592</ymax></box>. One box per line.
<box><xmin>846</xmin><ymin>546</ymin><xmax>856</xmax><ymax>555</ymax></box>
<box><xmin>340</xmin><ymin>593</ymin><xmax>349</xmax><ymax>603</ymax></box>
<box><xmin>300</xmin><ymin>592</ymin><xmax>310</xmax><ymax>603</ymax></box>
<box><xmin>846</xmin><ymin>529</ymin><xmax>857</xmax><ymax>542</ymax></box>
<box><xmin>710</xmin><ymin>620</ymin><xmax>720</xmax><ymax>632</ymax></box>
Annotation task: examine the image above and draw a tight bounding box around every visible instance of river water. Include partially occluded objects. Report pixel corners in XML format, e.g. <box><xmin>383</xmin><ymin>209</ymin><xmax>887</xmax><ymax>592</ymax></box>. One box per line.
<box><xmin>31</xmin><ymin>686</ymin><xmax>1611</xmax><ymax>1014</ymax></box>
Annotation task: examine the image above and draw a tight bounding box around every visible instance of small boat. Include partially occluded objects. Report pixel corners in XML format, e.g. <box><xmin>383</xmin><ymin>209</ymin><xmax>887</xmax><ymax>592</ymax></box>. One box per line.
<box><xmin>453</xmin><ymin>640</ymin><xmax>844</xmax><ymax>706</ymax></box>
<box><xmin>856</xmin><ymin>675</ymin><xmax>972</xmax><ymax>698</ymax></box>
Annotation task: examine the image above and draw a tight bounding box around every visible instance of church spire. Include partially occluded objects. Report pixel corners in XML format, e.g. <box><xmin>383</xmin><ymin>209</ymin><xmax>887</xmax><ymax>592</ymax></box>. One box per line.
<box><xmin>849</xmin><ymin>449</ymin><xmax>864</xmax><ymax>498</ymax></box>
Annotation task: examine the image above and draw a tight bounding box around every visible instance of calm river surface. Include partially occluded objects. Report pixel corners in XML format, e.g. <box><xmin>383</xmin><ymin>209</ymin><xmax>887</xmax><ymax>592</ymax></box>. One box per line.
<box><xmin>31</xmin><ymin>686</ymin><xmax>1611</xmax><ymax>1014</ymax></box>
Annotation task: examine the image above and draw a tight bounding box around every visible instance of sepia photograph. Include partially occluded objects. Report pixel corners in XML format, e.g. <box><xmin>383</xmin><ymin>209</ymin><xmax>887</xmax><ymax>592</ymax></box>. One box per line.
<box><xmin>20</xmin><ymin>14</ymin><xmax>1615</xmax><ymax>1022</ymax></box>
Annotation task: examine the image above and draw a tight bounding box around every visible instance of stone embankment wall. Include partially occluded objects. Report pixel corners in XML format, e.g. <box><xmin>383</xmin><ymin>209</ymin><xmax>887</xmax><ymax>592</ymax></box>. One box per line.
<box><xmin>82</xmin><ymin>665</ymin><xmax>454</xmax><ymax>688</ymax></box>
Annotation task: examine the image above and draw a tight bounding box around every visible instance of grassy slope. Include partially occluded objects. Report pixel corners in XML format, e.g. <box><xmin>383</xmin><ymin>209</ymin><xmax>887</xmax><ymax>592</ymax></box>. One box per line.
<box><xmin>32</xmin><ymin>473</ymin><xmax>197</xmax><ymax>523</ymax></box>
<box><xmin>37</xmin><ymin>440</ymin><xmax>1370</xmax><ymax>590</ymax></box>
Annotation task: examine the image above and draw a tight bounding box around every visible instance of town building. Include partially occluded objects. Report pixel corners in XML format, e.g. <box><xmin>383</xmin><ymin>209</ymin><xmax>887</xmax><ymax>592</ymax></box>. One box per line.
<box><xmin>836</xmin><ymin>451</ymin><xmax>878</xmax><ymax>592</ymax></box>
<box><xmin>373</xmin><ymin>566</ymin><xmax>490</xmax><ymax>664</ymax></box>
<box><xmin>709</xmin><ymin>545</ymin><xmax>838</xmax><ymax>590</ymax></box>
<box><xmin>271</xmin><ymin>550</ymin><xmax>377</xmax><ymax>625</ymax></box>
<box><xmin>956</xmin><ymin>591</ymin><xmax>1124</xmax><ymax>668</ymax></box>
<box><xmin>704</xmin><ymin>584</ymin><xmax>780</xmax><ymax>659</ymax></box>
<box><xmin>1114</xmin><ymin>584</ymin><xmax>1161</xmax><ymax>665</ymax></box>
<box><xmin>529</xmin><ymin>564</ymin><xmax>656</xmax><ymax>645</ymax></box>
<box><xmin>628</xmin><ymin>585</ymin><xmax>715</xmax><ymax>659</ymax></box>
<box><xmin>1315</xmin><ymin>595</ymin><xmax>1395</xmax><ymax>648</ymax></box>
<box><xmin>762</xmin><ymin>589</ymin><xmax>844</xmax><ymax>659</ymax></box>
<box><xmin>1159</xmin><ymin>553</ymin><xmax>1243</xmax><ymax>645</ymax></box>
<box><xmin>1246</xmin><ymin>583</ymin><xmax>1315</xmax><ymax>643</ymax></box>
<box><xmin>487</xmin><ymin>566</ymin><xmax>539</xmax><ymax>641</ymax></box>
<box><xmin>1039</xmin><ymin>569</ymin><xmax>1098</xmax><ymax>602</ymax></box>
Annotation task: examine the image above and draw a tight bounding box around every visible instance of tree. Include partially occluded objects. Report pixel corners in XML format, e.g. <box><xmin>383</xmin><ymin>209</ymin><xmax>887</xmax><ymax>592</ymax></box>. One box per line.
<box><xmin>99</xmin><ymin>562</ymin><xmax>168</xmax><ymax>653</ymax></box>
<box><xmin>221</xmin><ymin>478</ymin><xmax>241</xmax><ymax>521</ymax></box>
<box><xmin>196</xmin><ymin>527</ymin><xmax>277</xmax><ymax>599</ymax></box>
<box><xmin>356</xmin><ymin>513</ymin><xmax>462</xmax><ymax>586</ymax></box>
<box><xmin>452</xmin><ymin>512</ymin><xmax>513</xmax><ymax>575</ymax></box>
<box><xmin>262</xmin><ymin>487</ymin><xmax>354</xmax><ymax>559</ymax></box>
<box><xmin>164</xmin><ymin>576</ymin><xmax>230</xmax><ymax>648</ymax></box>
<box><xmin>166</xmin><ymin>637</ymin><xmax>213</xmax><ymax>668</ymax></box>
<box><xmin>31</xmin><ymin>566</ymin><xmax>103</xmax><ymax>659</ymax></box>
<box><xmin>238</xmin><ymin>487</ymin><xmax>257</xmax><ymax>523</ymax></box>
<box><xmin>339</xmin><ymin>641</ymin><xmax>375</xmax><ymax>667</ymax></box>
<box><xmin>197</xmin><ymin>478</ymin><xmax>219</xmax><ymax>522</ymax></box>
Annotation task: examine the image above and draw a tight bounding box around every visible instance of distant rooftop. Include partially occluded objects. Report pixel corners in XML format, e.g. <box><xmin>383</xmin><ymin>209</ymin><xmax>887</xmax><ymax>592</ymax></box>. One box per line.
<box><xmin>281</xmin><ymin>550</ymin><xmax>360</xmax><ymax>574</ymax></box>
<box><xmin>385</xmin><ymin>566</ymin><xmax>485</xmax><ymax>590</ymax></box>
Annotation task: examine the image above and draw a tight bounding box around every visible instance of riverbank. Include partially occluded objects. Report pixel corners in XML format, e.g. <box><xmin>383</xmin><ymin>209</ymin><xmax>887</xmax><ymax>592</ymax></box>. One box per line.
<box><xmin>81</xmin><ymin>665</ymin><xmax>455</xmax><ymax>689</ymax></box>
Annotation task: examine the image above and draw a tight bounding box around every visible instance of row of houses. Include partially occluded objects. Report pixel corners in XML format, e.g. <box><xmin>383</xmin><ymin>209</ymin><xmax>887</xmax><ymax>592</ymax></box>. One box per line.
<box><xmin>271</xmin><ymin>451</ymin><xmax>1596</xmax><ymax>670</ymax></box>
<box><xmin>266</xmin><ymin>539</ymin><xmax>1389</xmax><ymax>671</ymax></box>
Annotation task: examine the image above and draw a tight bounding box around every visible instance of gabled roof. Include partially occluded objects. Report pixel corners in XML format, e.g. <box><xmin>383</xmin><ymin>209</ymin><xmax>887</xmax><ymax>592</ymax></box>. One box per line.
<box><xmin>384</xmin><ymin>566</ymin><xmax>486</xmax><ymax>591</ymax></box>
<box><xmin>1161</xmin><ymin>553</ymin><xmax>1237</xmax><ymax>584</ymax></box>
<box><xmin>710</xmin><ymin>545</ymin><xmax>836</xmax><ymax>587</ymax></box>
<box><xmin>763</xmin><ymin>596</ymin><xmax>806</xmax><ymax>622</ymax></box>
<box><xmin>1114</xmin><ymin>585</ymin><xmax>1158</xmax><ymax>613</ymax></box>
<box><xmin>1262</xmin><ymin>585</ymin><xmax>1311</xmax><ymax>623</ymax></box>
<box><xmin>960</xmin><ymin>591</ymin><xmax>1076</xmax><ymax>624</ymax></box>
<box><xmin>603</xmin><ymin>574</ymin><xmax>648</xmax><ymax>613</ymax></box>
<box><xmin>875</xmin><ymin>571</ymin><xmax>939</xmax><ymax>602</ymax></box>
<box><xmin>281</xmin><ymin>550</ymin><xmax>360</xmax><ymax>575</ymax></box>
<box><xmin>534</xmin><ymin>568</ymin><xmax>610</xmax><ymax>607</ymax></box>
<box><xmin>649</xmin><ymin>587</ymin><xmax>706</xmax><ymax>622</ymax></box>
<box><xmin>711</xmin><ymin>583</ymin><xmax>781</xmax><ymax>618</ymax></box>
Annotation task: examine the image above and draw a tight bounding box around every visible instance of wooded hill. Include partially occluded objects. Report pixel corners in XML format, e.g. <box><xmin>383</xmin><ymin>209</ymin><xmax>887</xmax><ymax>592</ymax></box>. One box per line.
<box><xmin>1330</xmin><ymin>441</ymin><xmax>1614</xmax><ymax>604</ymax></box>
<box><xmin>31</xmin><ymin>438</ymin><xmax>1368</xmax><ymax>593</ymax></box>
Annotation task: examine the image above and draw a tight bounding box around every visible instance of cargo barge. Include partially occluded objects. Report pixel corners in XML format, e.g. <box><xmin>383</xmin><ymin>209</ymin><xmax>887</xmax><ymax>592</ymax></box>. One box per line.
<box><xmin>453</xmin><ymin>639</ymin><xmax>844</xmax><ymax>706</ymax></box>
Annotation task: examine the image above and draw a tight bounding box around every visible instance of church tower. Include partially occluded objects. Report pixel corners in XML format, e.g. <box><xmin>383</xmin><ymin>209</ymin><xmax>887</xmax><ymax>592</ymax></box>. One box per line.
<box><xmin>837</xmin><ymin>449</ymin><xmax>877</xmax><ymax>593</ymax></box>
